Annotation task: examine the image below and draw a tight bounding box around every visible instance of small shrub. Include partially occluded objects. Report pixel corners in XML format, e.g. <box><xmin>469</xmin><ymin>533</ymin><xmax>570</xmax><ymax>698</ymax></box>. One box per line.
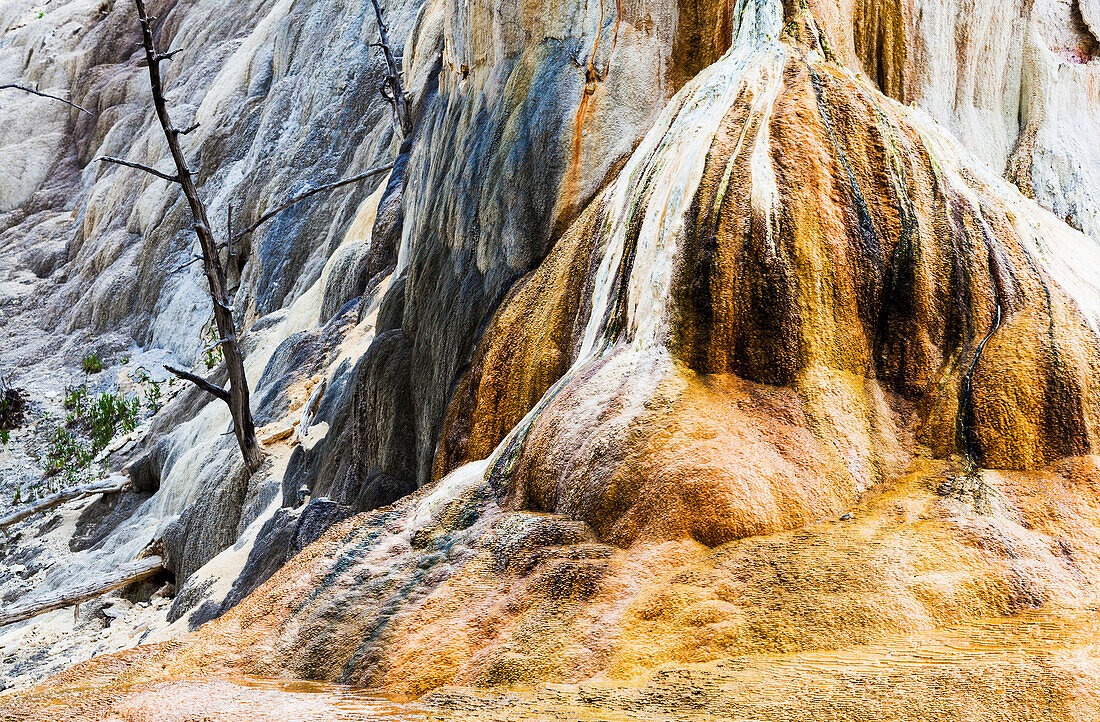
<box><xmin>121</xmin><ymin>355</ymin><xmax>130</xmax><ymax>365</ymax></box>
<box><xmin>44</xmin><ymin>389</ymin><xmax>140</xmax><ymax>478</ymax></box>
<box><xmin>81</xmin><ymin>352</ymin><xmax>104</xmax><ymax>374</ymax></box>
<box><xmin>45</xmin><ymin>425</ymin><xmax>88</xmax><ymax>477</ymax></box>
<box><xmin>87</xmin><ymin>392</ymin><xmax>139</xmax><ymax>449</ymax></box>
<box><xmin>0</xmin><ymin>384</ymin><xmax>25</xmax><ymax>430</ymax></box>
<box><xmin>1</xmin><ymin>429</ymin><xmax>9</xmax><ymax>444</ymax></box>
<box><xmin>203</xmin><ymin>324</ymin><xmax>223</xmax><ymax>370</ymax></box>
<box><xmin>132</xmin><ymin>367</ymin><xmax>162</xmax><ymax>413</ymax></box>
<box><xmin>144</xmin><ymin>380</ymin><xmax>162</xmax><ymax>413</ymax></box>
<box><xmin>64</xmin><ymin>384</ymin><xmax>88</xmax><ymax>413</ymax></box>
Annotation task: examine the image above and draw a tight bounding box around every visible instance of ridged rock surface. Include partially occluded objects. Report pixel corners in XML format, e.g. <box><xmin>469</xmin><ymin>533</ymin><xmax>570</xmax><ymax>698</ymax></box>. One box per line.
<box><xmin>3</xmin><ymin>0</ymin><xmax>1100</xmax><ymax>718</ymax></box>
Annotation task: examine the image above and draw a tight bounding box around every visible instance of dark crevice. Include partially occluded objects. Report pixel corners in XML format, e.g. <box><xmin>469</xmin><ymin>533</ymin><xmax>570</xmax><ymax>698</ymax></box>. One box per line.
<box><xmin>808</xmin><ymin>67</ymin><xmax>886</xmax><ymax>370</ymax></box>
<box><xmin>956</xmin><ymin>203</ymin><xmax>1021</xmax><ymax>468</ymax></box>
<box><xmin>958</xmin><ymin>301</ymin><xmax>1002</xmax><ymax>469</ymax></box>
<box><xmin>1069</xmin><ymin>0</ymin><xmax>1099</xmax><ymax>63</ymax></box>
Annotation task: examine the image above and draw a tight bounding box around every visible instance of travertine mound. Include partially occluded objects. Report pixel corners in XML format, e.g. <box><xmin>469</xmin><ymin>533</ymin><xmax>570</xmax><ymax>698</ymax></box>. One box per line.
<box><xmin>4</xmin><ymin>0</ymin><xmax>1100</xmax><ymax>719</ymax></box>
<box><xmin>8</xmin><ymin>6</ymin><xmax>1100</xmax><ymax>720</ymax></box>
<box><xmin>443</xmin><ymin>7</ymin><xmax>1100</xmax><ymax>547</ymax></box>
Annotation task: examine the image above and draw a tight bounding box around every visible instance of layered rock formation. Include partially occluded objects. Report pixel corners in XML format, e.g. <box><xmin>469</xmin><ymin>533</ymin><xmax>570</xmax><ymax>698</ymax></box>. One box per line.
<box><xmin>3</xmin><ymin>0</ymin><xmax>1100</xmax><ymax>718</ymax></box>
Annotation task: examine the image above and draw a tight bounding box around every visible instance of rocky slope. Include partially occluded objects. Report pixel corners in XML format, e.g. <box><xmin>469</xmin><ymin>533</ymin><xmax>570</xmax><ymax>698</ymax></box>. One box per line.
<box><xmin>2</xmin><ymin>0</ymin><xmax>1100</xmax><ymax>718</ymax></box>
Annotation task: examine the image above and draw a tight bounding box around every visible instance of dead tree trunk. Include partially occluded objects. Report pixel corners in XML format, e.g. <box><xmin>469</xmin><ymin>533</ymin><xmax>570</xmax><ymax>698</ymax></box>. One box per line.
<box><xmin>0</xmin><ymin>476</ymin><xmax>131</xmax><ymax>531</ymax></box>
<box><xmin>91</xmin><ymin>0</ymin><xmax>405</xmax><ymax>474</ymax></box>
<box><xmin>0</xmin><ymin>556</ymin><xmax>164</xmax><ymax>628</ymax></box>
<box><xmin>370</xmin><ymin>0</ymin><xmax>412</xmax><ymax>136</ymax></box>
<box><xmin>99</xmin><ymin>0</ymin><xmax>263</xmax><ymax>473</ymax></box>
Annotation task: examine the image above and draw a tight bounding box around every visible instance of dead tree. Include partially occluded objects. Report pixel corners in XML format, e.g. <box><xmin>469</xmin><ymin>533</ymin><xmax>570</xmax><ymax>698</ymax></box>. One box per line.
<box><xmin>96</xmin><ymin>0</ymin><xmax>264</xmax><ymax>473</ymax></box>
<box><xmin>0</xmin><ymin>83</ymin><xmax>92</xmax><ymax>115</ymax></box>
<box><xmin>0</xmin><ymin>555</ymin><xmax>164</xmax><ymax>628</ymax></box>
<box><xmin>90</xmin><ymin>0</ymin><xmax>405</xmax><ymax>473</ymax></box>
<box><xmin>370</xmin><ymin>0</ymin><xmax>412</xmax><ymax>136</ymax></box>
<box><xmin>0</xmin><ymin>476</ymin><xmax>131</xmax><ymax>532</ymax></box>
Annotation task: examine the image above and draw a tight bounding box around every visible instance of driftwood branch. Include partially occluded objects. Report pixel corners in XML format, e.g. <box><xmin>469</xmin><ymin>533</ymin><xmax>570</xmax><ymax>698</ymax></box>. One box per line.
<box><xmin>369</xmin><ymin>0</ymin><xmax>411</xmax><ymax>135</ymax></box>
<box><xmin>0</xmin><ymin>476</ymin><xmax>131</xmax><ymax>531</ymax></box>
<box><xmin>0</xmin><ymin>556</ymin><xmax>165</xmax><ymax>628</ymax></box>
<box><xmin>164</xmin><ymin>365</ymin><xmax>230</xmax><ymax>403</ymax></box>
<box><xmin>232</xmin><ymin>162</ymin><xmax>394</xmax><ymax>241</ymax></box>
<box><xmin>0</xmin><ymin>83</ymin><xmax>93</xmax><ymax>115</ymax></box>
<box><xmin>95</xmin><ymin>156</ymin><xmax>180</xmax><ymax>183</ymax></box>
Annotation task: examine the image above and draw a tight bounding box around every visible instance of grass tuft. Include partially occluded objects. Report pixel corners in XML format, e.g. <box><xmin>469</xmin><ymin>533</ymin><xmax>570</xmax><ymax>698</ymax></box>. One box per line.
<box><xmin>81</xmin><ymin>352</ymin><xmax>104</xmax><ymax>374</ymax></box>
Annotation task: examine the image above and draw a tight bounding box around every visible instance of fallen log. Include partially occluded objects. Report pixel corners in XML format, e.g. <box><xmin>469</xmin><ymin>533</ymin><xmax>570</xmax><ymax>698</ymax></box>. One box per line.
<box><xmin>0</xmin><ymin>555</ymin><xmax>165</xmax><ymax>628</ymax></box>
<box><xmin>0</xmin><ymin>475</ymin><xmax>131</xmax><ymax>530</ymax></box>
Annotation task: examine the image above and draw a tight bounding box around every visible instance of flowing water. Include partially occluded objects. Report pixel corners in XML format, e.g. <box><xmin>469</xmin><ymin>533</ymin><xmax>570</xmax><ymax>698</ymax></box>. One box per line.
<box><xmin>32</xmin><ymin>675</ymin><xmax>427</xmax><ymax>721</ymax></box>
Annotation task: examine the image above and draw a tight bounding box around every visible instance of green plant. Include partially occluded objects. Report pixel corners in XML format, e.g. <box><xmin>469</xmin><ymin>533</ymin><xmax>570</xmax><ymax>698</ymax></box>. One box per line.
<box><xmin>64</xmin><ymin>384</ymin><xmax>88</xmax><ymax>414</ymax></box>
<box><xmin>131</xmin><ymin>367</ymin><xmax>162</xmax><ymax>413</ymax></box>
<box><xmin>1</xmin><ymin>429</ymin><xmax>9</xmax><ymax>444</ymax></box>
<box><xmin>144</xmin><ymin>380</ymin><xmax>162</xmax><ymax>413</ymax></box>
<box><xmin>121</xmin><ymin>355</ymin><xmax>130</xmax><ymax>365</ymax></box>
<box><xmin>45</xmin><ymin>389</ymin><xmax>140</xmax><ymax>478</ymax></box>
<box><xmin>44</xmin><ymin>425</ymin><xmax>88</xmax><ymax>477</ymax></box>
<box><xmin>203</xmin><ymin>324</ymin><xmax>223</xmax><ymax>370</ymax></box>
<box><xmin>87</xmin><ymin>392</ymin><xmax>139</xmax><ymax>449</ymax></box>
<box><xmin>81</xmin><ymin>352</ymin><xmax>104</xmax><ymax>374</ymax></box>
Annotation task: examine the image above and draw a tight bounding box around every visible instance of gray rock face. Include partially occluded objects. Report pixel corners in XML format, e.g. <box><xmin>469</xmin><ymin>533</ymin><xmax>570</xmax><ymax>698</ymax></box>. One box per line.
<box><xmin>160</xmin><ymin>455</ymin><xmax>248</xmax><ymax>584</ymax></box>
<box><xmin>69</xmin><ymin>489</ymin><xmax>153</xmax><ymax>553</ymax></box>
<box><xmin>176</xmin><ymin>496</ymin><xmax>350</xmax><ymax>627</ymax></box>
<box><xmin>1083</xmin><ymin>0</ymin><xmax>1100</xmax><ymax>36</ymax></box>
<box><xmin>2</xmin><ymin>0</ymin><xmax>420</xmax><ymax>361</ymax></box>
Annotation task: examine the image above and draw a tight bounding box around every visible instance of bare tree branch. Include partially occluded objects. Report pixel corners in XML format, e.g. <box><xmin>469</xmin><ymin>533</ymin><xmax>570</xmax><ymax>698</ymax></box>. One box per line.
<box><xmin>164</xmin><ymin>365</ymin><xmax>231</xmax><ymax>403</ymax></box>
<box><xmin>168</xmin><ymin>254</ymin><xmax>204</xmax><ymax>275</ymax></box>
<box><xmin>154</xmin><ymin>48</ymin><xmax>184</xmax><ymax>64</ymax></box>
<box><xmin>95</xmin><ymin>156</ymin><xmax>180</xmax><ymax>183</ymax></box>
<box><xmin>199</xmin><ymin>336</ymin><xmax>232</xmax><ymax>357</ymax></box>
<box><xmin>232</xmin><ymin>162</ymin><xmax>394</xmax><ymax>241</ymax></box>
<box><xmin>369</xmin><ymin>0</ymin><xmax>412</xmax><ymax>136</ymax></box>
<box><xmin>0</xmin><ymin>83</ymin><xmax>93</xmax><ymax>115</ymax></box>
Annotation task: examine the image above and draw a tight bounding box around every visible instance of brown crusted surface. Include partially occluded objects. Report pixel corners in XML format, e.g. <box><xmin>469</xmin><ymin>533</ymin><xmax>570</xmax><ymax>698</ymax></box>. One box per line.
<box><xmin>435</xmin><ymin>199</ymin><xmax>605</xmax><ymax>481</ymax></box>
<box><xmin>8</xmin><ymin>460</ymin><xmax>1100</xmax><ymax>719</ymax></box>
